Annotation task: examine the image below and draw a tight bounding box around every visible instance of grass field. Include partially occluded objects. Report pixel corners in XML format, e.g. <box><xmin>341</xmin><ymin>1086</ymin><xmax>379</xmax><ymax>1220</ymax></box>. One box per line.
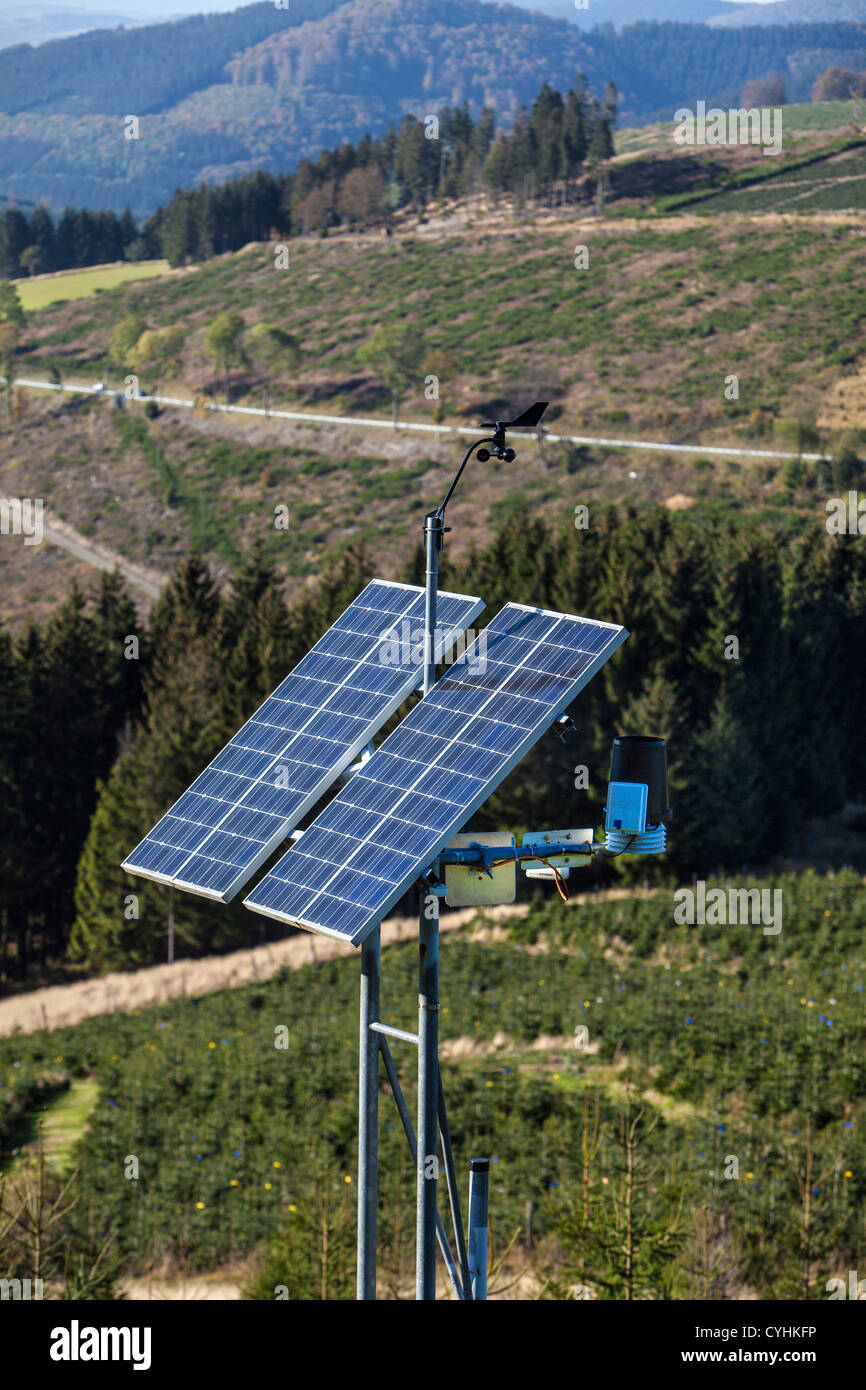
<box><xmin>2</xmin><ymin>1076</ymin><xmax>100</xmax><ymax>1179</ymax></box>
<box><xmin>15</xmin><ymin>260</ymin><xmax>171</xmax><ymax>311</ymax></box>
<box><xmin>3</xmin><ymin>125</ymin><xmax>864</xmax><ymax>623</ymax></box>
<box><xmin>21</xmin><ymin>219</ymin><xmax>866</xmax><ymax>433</ymax></box>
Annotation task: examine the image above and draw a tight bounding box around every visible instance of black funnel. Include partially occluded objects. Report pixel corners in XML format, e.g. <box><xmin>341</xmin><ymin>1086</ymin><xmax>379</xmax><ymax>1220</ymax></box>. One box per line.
<box><xmin>609</xmin><ymin>736</ymin><xmax>670</xmax><ymax>826</ymax></box>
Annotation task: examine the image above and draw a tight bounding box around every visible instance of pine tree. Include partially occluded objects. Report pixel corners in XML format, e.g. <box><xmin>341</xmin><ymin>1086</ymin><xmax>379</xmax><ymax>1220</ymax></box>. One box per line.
<box><xmin>26</xmin><ymin>204</ymin><xmax>56</xmax><ymax>274</ymax></box>
<box><xmin>71</xmin><ymin>619</ymin><xmax>230</xmax><ymax>970</ymax></box>
<box><xmin>242</xmin><ymin>1165</ymin><xmax>355</xmax><ymax>1301</ymax></box>
<box><xmin>675</xmin><ymin>689</ymin><xmax>767</xmax><ymax>871</ymax></box>
<box><xmin>146</xmin><ymin>553</ymin><xmax>220</xmax><ymax>681</ymax></box>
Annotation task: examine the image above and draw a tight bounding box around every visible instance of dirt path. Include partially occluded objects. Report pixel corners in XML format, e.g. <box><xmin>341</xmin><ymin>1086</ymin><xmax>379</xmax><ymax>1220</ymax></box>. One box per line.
<box><xmin>0</xmin><ymin>889</ymin><xmax>645</xmax><ymax>1038</ymax></box>
<box><xmin>41</xmin><ymin>510</ymin><xmax>164</xmax><ymax>598</ymax></box>
<box><xmin>0</xmin><ymin>904</ymin><xmax>513</xmax><ymax>1037</ymax></box>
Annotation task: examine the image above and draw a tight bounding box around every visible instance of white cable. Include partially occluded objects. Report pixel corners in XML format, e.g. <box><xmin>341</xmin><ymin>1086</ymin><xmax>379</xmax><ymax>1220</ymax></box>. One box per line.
<box><xmin>7</xmin><ymin>376</ymin><xmax>830</xmax><ymax>463</ymax></box>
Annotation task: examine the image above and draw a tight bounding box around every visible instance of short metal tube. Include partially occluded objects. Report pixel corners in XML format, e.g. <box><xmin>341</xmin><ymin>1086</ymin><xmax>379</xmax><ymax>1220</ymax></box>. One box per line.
<box><xmin>468</xmin><ymin>1158</ymin><xmax>490</xmax><ymax>1301</ymax></box>
<box><xmin>369</xmin><ymin>1021</ymin><xmax>419</xmax><ymax>1046</ymax></box>
<box><xmin>357</xmin><ymin>927</ymin><xmax>381</xmax><ymax>1300</ymax></box>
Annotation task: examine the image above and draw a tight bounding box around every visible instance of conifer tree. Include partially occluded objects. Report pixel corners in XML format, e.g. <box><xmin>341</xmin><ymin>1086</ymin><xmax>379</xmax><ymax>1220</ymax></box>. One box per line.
<box><xmin>71</xmin><ymin>618</ymin><xmax>230</xmax><ymax>970</ymax></box>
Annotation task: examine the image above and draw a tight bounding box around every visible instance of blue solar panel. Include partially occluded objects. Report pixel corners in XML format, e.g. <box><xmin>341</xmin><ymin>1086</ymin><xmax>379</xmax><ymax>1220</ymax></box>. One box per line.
<box><xmin>243</xmin><ymin>604</ymin><xmax>627</xmax><ymax>943</ymax></box>
<box><xmin>121</xmin><ymin>580</ymin><xmax>484</xmax><ymax>902</ymax></box>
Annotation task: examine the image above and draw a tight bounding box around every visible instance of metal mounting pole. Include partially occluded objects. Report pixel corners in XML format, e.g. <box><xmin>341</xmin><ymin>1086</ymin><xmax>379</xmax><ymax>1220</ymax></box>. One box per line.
<box><xmin>417</xmin><ymin>509</ymin><xmax>442</xmax><ymax>1299</ymax></box>
<box><xmin>357</xmin><ymin>926</ymin><xmax>380</xmax><ymax>1300</ymax></box>
<box><xmin>417</xmin><ymin>887</ymin><xmax>439</xmax><ymax>1299</ymax></box>
<box><xmin>422</xmin><ymin>510</ymin><xmax>442</xmax><ymax>697</ymax></box>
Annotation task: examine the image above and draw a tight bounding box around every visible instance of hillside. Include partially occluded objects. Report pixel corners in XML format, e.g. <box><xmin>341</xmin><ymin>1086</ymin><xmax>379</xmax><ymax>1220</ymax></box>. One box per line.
<box><xmin>2</xmin><ymin>0</ymin><xmax>866</xmax><ymax>213</ymax></box>
<box><xmin>3</xmin><ymin>190</ymin><xmax>864</xmax><ymax>627</ymax></box>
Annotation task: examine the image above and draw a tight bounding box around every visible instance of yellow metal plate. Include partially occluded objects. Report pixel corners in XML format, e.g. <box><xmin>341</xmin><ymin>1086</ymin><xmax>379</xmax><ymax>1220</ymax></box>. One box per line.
<box><xmin>444</xmin><ymin>832</ymin><xmax>516</xmax><ymax>907</ymax></box>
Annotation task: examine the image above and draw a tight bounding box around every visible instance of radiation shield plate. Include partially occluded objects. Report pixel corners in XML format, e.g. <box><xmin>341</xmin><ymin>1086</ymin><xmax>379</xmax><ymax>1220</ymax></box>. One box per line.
<box><xmin>521</xmin><ymin>828</ymin><xmax>592</xmax><ymax>880</ymax></box>
<box><xmin>444</xmin><ymin>832</ymin><xmax>516</xmax><ymax>907</ymax></box>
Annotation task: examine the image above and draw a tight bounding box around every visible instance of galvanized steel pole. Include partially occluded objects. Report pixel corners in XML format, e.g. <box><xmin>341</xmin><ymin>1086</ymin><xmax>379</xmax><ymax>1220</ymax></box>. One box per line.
<box><xmin>417</xmin><ymin>510</ymin><xmax>443</xmax><ymax>1299</ymax></box>
<box><xmin>357</xmin><ymin>926</ymin><xmax>380</xmax><ymax>1299</ymax></box>
<box><xmin>422</xmin><ymin>510</ymin><xmax>442</xmax><ymax>697</ymax></box>
<box><xmin>417</xmin><ymin>895</ymin><xmax>439</xmax><ymax>1298</ymax></box>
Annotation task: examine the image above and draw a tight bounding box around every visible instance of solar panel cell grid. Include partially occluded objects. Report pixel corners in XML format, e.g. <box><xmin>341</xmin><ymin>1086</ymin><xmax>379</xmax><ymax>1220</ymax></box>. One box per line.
<box><xmin>244</xmin><ymin>604</ymin><xmax>627</xmax><ymax>942</ymax></box>
<box><xmin>121</xmin><ymin>580</ymin><xmax>483</xmax><ymax>902</ymax></box>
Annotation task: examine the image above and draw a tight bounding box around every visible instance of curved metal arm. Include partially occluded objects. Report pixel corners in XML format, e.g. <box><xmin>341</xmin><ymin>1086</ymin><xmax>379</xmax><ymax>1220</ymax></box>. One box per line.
<box><xmin>434</xmin><ymin>437</ymin><xmax>495</xmax><ymax>520</ymax></box>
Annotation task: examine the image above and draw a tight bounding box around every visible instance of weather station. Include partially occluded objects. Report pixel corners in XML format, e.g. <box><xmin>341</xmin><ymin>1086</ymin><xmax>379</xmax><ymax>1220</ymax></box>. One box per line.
<box><xmin>121</xmin><ymin>402</ymin><xmax>671</xmax><ymax>1302</ymax></box>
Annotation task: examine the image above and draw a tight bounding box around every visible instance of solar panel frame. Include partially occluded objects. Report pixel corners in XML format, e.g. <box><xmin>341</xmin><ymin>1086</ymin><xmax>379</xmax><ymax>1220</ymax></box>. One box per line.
<box><xmin>121</xmin><ymin>580</ymin><xmax>484</xmax><ymax>903</ymax></box>
<box><xmin>243</xmin><ymin>603</ymin><xmax>628</xmax><ymax>944</ymax></box>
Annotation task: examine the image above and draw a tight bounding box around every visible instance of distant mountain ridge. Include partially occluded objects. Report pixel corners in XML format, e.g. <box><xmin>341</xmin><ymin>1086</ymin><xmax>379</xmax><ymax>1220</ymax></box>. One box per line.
<box><xmin>0</xmin><ymin>2</ymin><xmax>349</xmax><ymax>115</ymax></box>
<box><xmin>0</xmin><ymin>4</ymin><xmax>143</xmax><ymax>53</ymax></box>
<box><xmin>531</xmin><ymin>0</ymin><xmax>733</xmax><ymax>28</ymax></box>
<box><xmin>1</xmin><ymin>0</ymin><xmax>865</xmax><ymax>215</ymax></box>
<box><xmin>710</xmin><ymin>0</ymin><xmax>866</xmax><ymax>27</ymax></box>
<box><xmin>502</xmin><ymin>0</ymin><xmax>866</xmax><ymax>28</ymax></box>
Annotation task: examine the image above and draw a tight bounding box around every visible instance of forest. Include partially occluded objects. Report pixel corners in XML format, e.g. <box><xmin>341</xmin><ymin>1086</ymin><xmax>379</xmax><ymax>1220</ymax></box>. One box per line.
<box><xmin>1</xmin><ymin>1</ymin><xmax>861</xmax><ymax>123</ymax></box>
<box><xmin>3</xmin><ymin>51</ymin><xmax>861</xmax><ymax>279</ymax></box>
<box><xmin>143</xmin><ymin>79</ymin><xmax>619</xmax><ymax>266</ymax></box>
<box><xmin>0</xmin><ymin>78</ymin><xmax>618</xmax><ymax>278</ymax></box>
<box><xmin>2</xmin><ymin>503</ymin><xmax>865</xmax><ymax>985</ymax></box>
<box><xmin>1</xmin><ymin>1</ymin><xmax>865</xmax><ymax>214</ymax></box>
<box><xmin>0</xmin><ymin>2</ymin><xmax>336</xmax><ymax>118</ymax></box>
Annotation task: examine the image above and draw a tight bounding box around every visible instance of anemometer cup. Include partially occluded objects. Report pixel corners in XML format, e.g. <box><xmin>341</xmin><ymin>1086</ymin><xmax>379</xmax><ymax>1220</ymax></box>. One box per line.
<box><xmin>603</xmin><ymin>735</ymin><xmax>670</xmax><ymax>856</ymax></box>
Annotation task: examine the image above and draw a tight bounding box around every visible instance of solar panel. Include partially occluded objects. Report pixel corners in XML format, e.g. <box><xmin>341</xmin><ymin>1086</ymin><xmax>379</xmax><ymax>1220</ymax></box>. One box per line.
<box><xmin>121</xmin><ymin>580</ymin><xmax>484</xmax><ymax>902</ymax></box>
<box><xmin>243</xmin><ymin>603</ymin><xmax>628</xmax><ymax>944</ymax></box>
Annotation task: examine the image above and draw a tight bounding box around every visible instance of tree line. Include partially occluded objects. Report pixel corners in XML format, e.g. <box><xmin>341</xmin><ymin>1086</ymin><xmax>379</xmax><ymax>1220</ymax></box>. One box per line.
<box><xmin>11</xmin><ymin>48</ymin><xmax>859</xmax><ymax>284</ymax></box>
<box><xmin>145</xmin><ymin>79</ymin><xmax>618</xmax><ymax>265</ymax></box>
<box><xmin>0</xmin><ymin>204</ymin><xmax>140</xmax><ymax>280</ymax></box>
<box><xmin>2</xmin><ymin>502</ymin><xmax>864</xmax><ymax>981</ymax></box>
<box><xmin>0</xmin><ymin>75</ymin><xmax>618</xmax><ymax>281</ymax></box>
